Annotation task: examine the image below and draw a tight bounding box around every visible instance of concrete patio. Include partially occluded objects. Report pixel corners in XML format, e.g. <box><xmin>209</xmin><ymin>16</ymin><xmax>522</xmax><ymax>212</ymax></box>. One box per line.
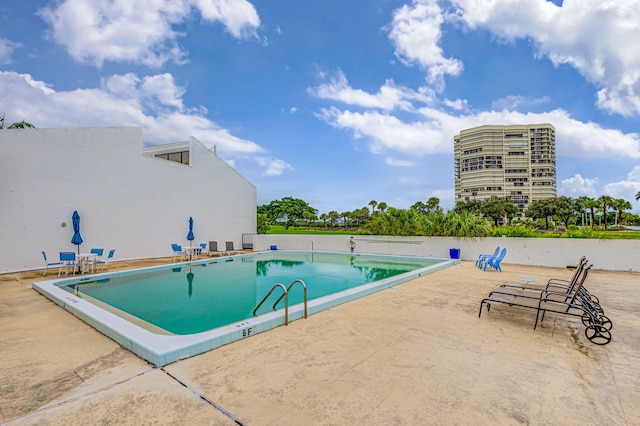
<box><xmin>1</xmin><ymin>258</ymin><xmax>639</xmax><ymax>425</ymax></box>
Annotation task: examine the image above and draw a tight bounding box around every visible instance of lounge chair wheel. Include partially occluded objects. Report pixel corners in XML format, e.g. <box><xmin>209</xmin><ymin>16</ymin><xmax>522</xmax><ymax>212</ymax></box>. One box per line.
<box><xmin>584</xmin><ymin>324</ymin><xmax>611</xmax><ymax>345</ymax></box>
<box><xmin>581</xmin><ymin>314</ymin><xmax>612</xmax><ymax>331</ymax></box>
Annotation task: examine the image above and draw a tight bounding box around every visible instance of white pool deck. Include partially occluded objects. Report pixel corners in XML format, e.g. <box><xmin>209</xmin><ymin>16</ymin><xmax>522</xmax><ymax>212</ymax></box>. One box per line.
<box><xmin>2</xmin><ymin>256</ymin><xmax>639</xmax><ymax>425</ymax></box>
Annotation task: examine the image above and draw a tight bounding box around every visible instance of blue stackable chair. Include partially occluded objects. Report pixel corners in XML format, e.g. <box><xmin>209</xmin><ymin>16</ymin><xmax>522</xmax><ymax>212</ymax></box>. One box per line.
<box><xmin>484</xmin><ymin>248</ymin><xmax>507</xmax><ymax>272</ymax></box>
<box><xmin>171</xmin><ymin>243</ymin><xmax>184</xmax><ymax>261</ymax></box>
<box><xmin>96</xmin><ymin>249</ymin><xmax>115</xmax><ymax>271</ymax></box>
<box><xmin>58</xmin><ymin>251</ymin><xmax>79</xmax><ymax>276</ymax></box>
<box><xmin>41</xmin><ymin>251</ymin><xmax>62</xmax><ymax>276</ymax></box>
<box><xmin>89</xmin><ymin>248</ymin><xmax>104</xmax><ymax>273</ymax></box>
<box><xmin>476</xmin><ymin>247</ymin><xmax>499</xmax><ymax>268</ymax></box>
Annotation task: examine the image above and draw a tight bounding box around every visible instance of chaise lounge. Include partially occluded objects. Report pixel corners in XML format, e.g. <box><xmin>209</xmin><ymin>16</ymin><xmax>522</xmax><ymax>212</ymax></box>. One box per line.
<box><xmin>478</xmin><ymin>265</ymin><xmax>612</xmax><ymax>345</ymax></box>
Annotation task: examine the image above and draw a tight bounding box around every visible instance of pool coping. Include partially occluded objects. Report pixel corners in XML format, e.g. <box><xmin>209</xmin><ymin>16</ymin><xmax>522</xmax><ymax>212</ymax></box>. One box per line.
<box><xmin>33</xmin><ymin>251</ymin><xmax>458</xmax><ymax>367</ymax></box>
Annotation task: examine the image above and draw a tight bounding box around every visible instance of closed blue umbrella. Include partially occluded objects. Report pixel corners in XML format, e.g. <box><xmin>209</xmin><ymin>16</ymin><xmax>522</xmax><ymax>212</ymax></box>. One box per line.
<box><xmin>71</xmin><ymin>210</ymin><xmax>83</xmax><ymax>255</ymax></box>
<box><xmin>187</xmin><ymin>216</ymin><xmax>195</xmax><ymax>247</ymax></box>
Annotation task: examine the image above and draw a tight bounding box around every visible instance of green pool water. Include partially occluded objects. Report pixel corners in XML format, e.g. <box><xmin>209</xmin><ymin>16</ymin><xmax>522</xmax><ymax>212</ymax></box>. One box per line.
<box><xmin>60</xmin><ymin>252</ymin><xmax>442</xmax><ymax>335</ymax></box>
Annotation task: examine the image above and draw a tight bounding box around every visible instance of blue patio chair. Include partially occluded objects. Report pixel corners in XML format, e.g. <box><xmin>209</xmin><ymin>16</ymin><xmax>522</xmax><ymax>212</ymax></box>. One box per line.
<box><xmin>484</xmin><ymin>248</ymin><xmax>507</xmax><ymax>272</ymax></box>
<box><xmin>89</xmin><ymin>248</ymin><xmax>104</xmax><ymax>273</ymax></box>
<box><xmin>196</xmin><ymin>242</ymin><xmax>208</xmax><ymax>257</ymax></box>
<box><xmin>58</xmin><ymin>252</ymin><xmax>79</xmax><ymax>276</ymax></box>
<box><xmin>96</xmin><ymin>249</ymin><xmax>115</xmax><ymax>271</ymax></box>
<box><xmin>90</xmin><ymin>248</ymin><xmax>104</xmax><ymax>257</ymax></box>
<box><xmin>42</xmin><ymin>251</ymin><xmax>62</xmax><ymax>276</ymax></box>
<box><xmin>476</xmin><ymin>247</ymin><xmax>499</xmax><ymax>268</ymax></box>
<box><xmin>171</xmin><ymin>243</ymin><xmax>184</xmax><ymax>261</ymax></box>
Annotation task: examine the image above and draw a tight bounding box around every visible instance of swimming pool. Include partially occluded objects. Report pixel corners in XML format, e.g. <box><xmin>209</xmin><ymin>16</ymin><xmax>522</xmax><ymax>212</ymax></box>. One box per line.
<box><xmin>34</xmin><ymin>251</ymin><xmax>455</xmax><ymax>366</ymax></box>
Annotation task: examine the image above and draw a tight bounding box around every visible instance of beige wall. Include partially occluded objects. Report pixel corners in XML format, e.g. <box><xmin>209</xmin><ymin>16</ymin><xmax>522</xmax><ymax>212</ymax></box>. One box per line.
<box><xmin>254</xmin><ymin>234</ymin><xmax>640</xmax><ymax>272</ymax></box>
<box><xmin>0</xmin><ymin>127</ymin><xmax>256</xmax><ymax>272</ymax></box>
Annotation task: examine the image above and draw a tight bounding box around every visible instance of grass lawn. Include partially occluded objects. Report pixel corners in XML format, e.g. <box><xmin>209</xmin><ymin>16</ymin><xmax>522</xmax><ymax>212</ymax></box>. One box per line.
<box><xmin>266</xmin><ymin>225</ymin><xmax>640</xmax><ymax>239</ymax></box>
<box><xmin>266</xmin><ymin>225</ymin><xmax>360</xmax><ymax>235</ymax></box>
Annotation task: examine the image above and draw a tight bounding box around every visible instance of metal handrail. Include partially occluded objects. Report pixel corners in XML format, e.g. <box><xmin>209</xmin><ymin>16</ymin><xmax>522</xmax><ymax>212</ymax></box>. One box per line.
<box><xmin>253</xmin><ymin>283</ymin><xmax>289</xmax><ymax>325</ymax></box>
<box><xmin>252</xmin><ymin>279</ymin><xmax>308</xmax><ymax>326</ymax></box>
<box><xmin>273</xmin><ymin>279</ymin><xmax>307</xmax><ymax>320</ymax></box>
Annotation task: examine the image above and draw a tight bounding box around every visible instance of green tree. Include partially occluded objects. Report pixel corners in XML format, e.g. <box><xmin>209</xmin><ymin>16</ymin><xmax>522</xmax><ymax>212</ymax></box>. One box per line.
<box><xmin>258</xmin><ymin>197</ymin><xmax>318</xmax><ymax>230</ymax></box>
<box><xmin>579</xmin><ymin>196</ymin><xmax>600</xmax><ymax>228</ymax></box>
<box><xmin>636</xmin><ymin>191</ymin><xmax>640</xmax><ymax>201</ymax></box>
<box><xmin>552</xmin><ymin>196</ymin><xmax>581</xmax><ymax>228</ymax></box>
<box><xmin>525</xmin><ymin>199</ymin><xmax>555</xmax><ymax>229</ymax></box>
<box><xmin>504</xmin><ymin>202</ymin><xmax>519</xmax><ymax>225</ymax></box>
<box><xmin>0</xmin><ymin>114</ymin><xmax>35</xmax><ymax>129</ymax></box>
<box><xmin>256</xmin><ymin>213</ymin><xmax>269</xmax><ymax>234</ymax></box>
<box><xmin>454</xmin><ymin>200</ymin><xmax>483</xmax><ymax>214</ymax></box>
<box><xmin>302</xmin><ymin>210</ymin><xmax>318</xmax><ymax>226</ymax></box>
<box><xmin>368</xmin><ymin>200</ymin><xmax>378</xmax><ymax>214</ymax></box>
<box><xmin>327</xmin><ymin>211</ymin><xmax>340</xmax><ymax>227</ymax></box>
<box><xmin>351</xmin><ymin>207</ymin><xmax>370</xmax><ymax>227</ymax></box>
<box><xmin>597</xmin><ymin>195</ymin><xmax>615</xmax><ymax>229</ymax></box>
<box><xmin>611</xmin><ymin>198</ymin><xmax>632</xmax><ymax>226</ymax></box>
<box><xmin>481</xmin><ymin>198</ymin><xmax>518</xmax><ymax>227</ymax></box>
<box><xmin>377</xmin><ymin>202</ymin><xmax>388</xmax><ymax>212</ymax></box>
<box><xmin>366</xmin><ymin>207</ymin><xmax>418</xmax><ymax>236</ymax></box>
<box><xmin>439</xmin><ymin>210</ymin><xmax>490</xmax><ymax>239</ymax></box>
<box><xmin>410</xmin><ymin>201</ymin><xmax>427</xmax><ymax>214</ymax></box>
<box><xmin>341</xmin><ymin>211</ymin><xmax>351</xmax><ymax>228</ymax></box>
<box><xmin>426</xmin><ymin>197</ymin><xmax>441</xmax><ymax>215</ymax></box>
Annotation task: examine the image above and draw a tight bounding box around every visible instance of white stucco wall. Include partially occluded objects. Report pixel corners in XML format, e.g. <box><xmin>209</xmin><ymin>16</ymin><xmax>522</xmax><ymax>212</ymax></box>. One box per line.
<box><xmin>1</xmin><ymin>127</ymin><xmax>256</xmax><ymax>272</ymax></box>
<box><xmin>254</xmin><ymin>235</ymin><xmax>640</xmax><ymax>272</ymax></box>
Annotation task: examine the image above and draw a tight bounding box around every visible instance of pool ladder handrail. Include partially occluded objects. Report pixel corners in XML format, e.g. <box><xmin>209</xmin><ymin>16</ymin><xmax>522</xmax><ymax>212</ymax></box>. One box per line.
<box><xmin>252</xmin><ymin>279</ymin><xmax>307</xmax><ymax>326</ymax></box>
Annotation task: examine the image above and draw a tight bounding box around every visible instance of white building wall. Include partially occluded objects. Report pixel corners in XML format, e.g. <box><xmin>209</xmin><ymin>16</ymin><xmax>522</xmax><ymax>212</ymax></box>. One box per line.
<box><xmin>0</xmin><ymin>127</ymin><xmax>256</xmax><ymax>272</ymax></box>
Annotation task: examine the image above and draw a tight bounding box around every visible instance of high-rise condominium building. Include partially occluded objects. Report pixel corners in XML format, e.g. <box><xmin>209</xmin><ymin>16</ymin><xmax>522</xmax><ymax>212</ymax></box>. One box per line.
<box><xmin>454</xmin><ymin>124</ymin><xmax>556</xmax><ymax>215</ymax></box>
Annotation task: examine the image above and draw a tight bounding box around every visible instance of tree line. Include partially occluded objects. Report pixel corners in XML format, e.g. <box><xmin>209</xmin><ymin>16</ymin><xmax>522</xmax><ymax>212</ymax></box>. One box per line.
<box><xmin>258</xmin><ymin>194</ymin><xmax>640</xmax><ymax>237</ymax></box>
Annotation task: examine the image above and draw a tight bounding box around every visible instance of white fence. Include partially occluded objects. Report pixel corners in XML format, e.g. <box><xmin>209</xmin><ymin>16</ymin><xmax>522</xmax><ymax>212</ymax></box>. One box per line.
<box><xmin>254</xmin><ymin>235</ymin><xmax>640</xmax><ymax>272</ymax></box>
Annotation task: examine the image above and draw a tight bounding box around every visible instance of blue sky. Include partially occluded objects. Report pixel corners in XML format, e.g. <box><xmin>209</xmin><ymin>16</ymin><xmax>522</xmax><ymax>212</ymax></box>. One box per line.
<box><xmin>2</xmin><ymin>0</ymin><xmax>640</xmax><ymax>215</ymax></box>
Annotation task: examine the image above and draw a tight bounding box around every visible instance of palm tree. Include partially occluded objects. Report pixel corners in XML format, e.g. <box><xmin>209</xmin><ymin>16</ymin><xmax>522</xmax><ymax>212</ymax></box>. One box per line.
<box><xmin>580</xmin><ymin>196</ymin><xmax>599</xmax><ymax>228</ymax></box>
<box><xmin>597</xmin><ymin>195</ymin><xmax>614</xmax><ymax>229</ymax></box>
<box><xmin>0</xmin><ymin>114</ymin><xmax>35</xmax><ymax>129</ymax></box>
<box><xmin>636</xmin><ymin>191</ymin><xmax>640</xmax><ymax>201</ymax></box>
<box><xmin>440</xmin><ymin>210</ymin><xmax>490</xmax><ymax>239</ymax></box>
<box><xmin>426</xmin><ymin>197</ymin><xmax>441</xmax><ymax>214</ymax></box>
<box><xmin>377</xmin><ymin>202</ymin><xmax>388</xmax><ymax>213</ymax></box>
<box><xmin>611</xmin><ymin>198</ymin><xmax>632</xmax><ymax>226</ymax></box>
<box><xmin>368</xmin><ymin>200</ymin><xmax>377</xmax><ymax>214</ymax></box>
<box><xmin>410</xmin><ymin>201</ymin><xmax>427</xmax><ymax>214</ymax></box>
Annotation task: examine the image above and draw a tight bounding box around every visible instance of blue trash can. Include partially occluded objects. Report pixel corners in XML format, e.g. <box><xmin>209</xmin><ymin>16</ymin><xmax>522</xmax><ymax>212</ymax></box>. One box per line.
<box><xmin>449</xmin><ymin>248</ymin><xmax>460</xmax><ymax>259</ymax></box>
<box><xmin>270</xmin><ymin>245</ymin><xmax>277</xmax><ymax>250</ymax></box>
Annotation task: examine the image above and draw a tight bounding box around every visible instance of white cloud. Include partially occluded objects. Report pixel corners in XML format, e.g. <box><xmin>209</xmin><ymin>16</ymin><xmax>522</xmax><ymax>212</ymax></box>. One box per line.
<box><xmin>387</xmin><ymin>0</ymin><xmax>463</xmax><ymax>90</ymax></box>
<box><xmin>309</xmin><ymin>70</ymin><xmax>434</xmax><ymax>111</ymax></box>
<box><xmin>0</xmin><ymin>70</ymin><xmax>263</xmax><ymax>156</ymax></box>
<box><xmin>386</xmin><ymin>157</ymin><xmax>415</xmax><ymax>167</ymax></box>
<box><xmin>317</xmin><ymin>107</ymin><xmax>452</xmax><ymax>155</ymax></box>
<box><xmin>38</xmin><ymin>0</ymin><xmax>260</xmax><ymax>67</ymax></box>
<box><xmin>451</xmin><ymin>0</ymin><xmax>640</xmax><ymax>116</ymax></box>
<box><xmin>491</xmin><ymin>95</ymin><xmax>551</xmax><ymax>111</ymax></box>
<box><xmin>559</xmin><ymin>174</ymin><xmax>598</xmax><ymax>198</ymax></box>
<box><xmin>256</xmin><ymin>157</ymin><xmax>294</xmax><ymax>176</ymax></box>
<box><xmin>442</xmin><ymin>98</ymin><xmax>468</xmax><ymax>111</ymax></box>
<box><xmin>0</xmin><ymin>38</ymin><xmax>21</xmax><ymax>65</ymax></box>
<box><xmin>313</xmin><ymin>69</ymin><xmax>640</xmax><ymax>211</ymax></box>
<box><xmin>602</xmin><ymin>166</ymin><xmax>640</xmax><ymax>212</ymax></box>
<box><xmin>194</xmin><ymin>0</ymin><xmax>260</xmax><ymax>38</ymax></box>
<box><xmin>316</xmin><ymin>75</ymin><xmax>640</xmax><ymax>161</ymax></box>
